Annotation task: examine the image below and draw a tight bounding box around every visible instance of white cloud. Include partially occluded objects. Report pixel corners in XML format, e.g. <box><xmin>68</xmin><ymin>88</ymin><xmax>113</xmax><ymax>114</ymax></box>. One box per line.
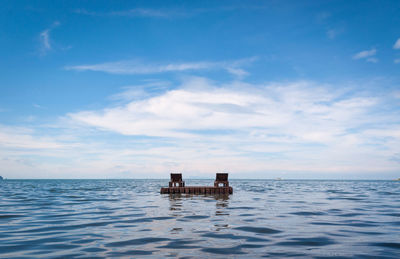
<box><xmin>39</xmin><ymin>21</ymin><xmax>60</xmax><ymax>55</ymax></box>
<box><xmin>40</xmin><ymin>30</ymin><xmax>50</xmax><ymax>50</ymax></box>
<box><xmin>366</xmin><ymin>57</ymin><xmax>378</xmax><ymax>63</ymax></box>
<box><xmin>74</xmin><ymin>8</ymin><xmax>185</xmax><ymax>18</ymax></box>
<box><xmin>74</xmin><ymin>5</ymin><xmax>268</xmax><ymax>19</ymax></box>
<box><xmin>109</xmin><ymin>81</ymin><xmax>171</xmax><ymax>102</ymax></box>
<box><xmin>67</xmin><ymin>78</ymin><xmax>392</xmax><ymax>143</ymax></box>
<box><xmin>110</xmin><ymin>8</ymin><xmax>175</xmax><ymax>18</ymax></box>
<box><xmin>62</xmin><ymin>78</ymin><xmax>400</xmax><ymax>178</ymax></box>
<box><xmin>394</xmin><ymin>58</ymin><xmax>400</xmax><ymax>64</ymax></box>
<box><xmin>393</xmin><ymin>38</ymin><xmax>400</xmax><ymax>49</ymax></box>
<box><xmin>0</xmin><ymin>125</ymin><xmax>70</xmax><ymax>150</ymax></box>
<box><xmin>352</xmin><ymin>48</ymin><xmax>377</xmax><ymax>60</ymax></box>
<box><xmin>33</xmin><ymin>103</ymin><xmax>45</xmax><ymax>109</ymax></box>
<box><xmin>2</xmin><ymin>79</ymin><xmax>400</xmax><ymax>179</ymax></box>
<box><xmin>65</xmin><ymin>57</ymin><xmax>257</xmax><ymax>77</ymax></box>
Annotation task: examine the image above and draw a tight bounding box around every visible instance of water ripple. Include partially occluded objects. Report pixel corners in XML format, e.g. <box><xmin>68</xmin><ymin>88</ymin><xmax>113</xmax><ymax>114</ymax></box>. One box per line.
<box><xmin>0</xmin><ymin>179</ymin><xmax>399</xmax><ymax>258</ymax></box>
<box><xmin>106</xmin><ymin>237</ymin><xmax>170</xmax><ymax>247</ymax></box>
<box><xmin>276</xmin><ymin>236</ymin><xmax>335</xmax><ymax>246</ymax></box>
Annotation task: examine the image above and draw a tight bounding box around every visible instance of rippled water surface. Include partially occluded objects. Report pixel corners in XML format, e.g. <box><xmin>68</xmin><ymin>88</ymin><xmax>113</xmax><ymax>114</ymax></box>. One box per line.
<box><xmin>1</xmin><ymin>179</ymin><xmax>400</xmax><ymax>258</ymax></box>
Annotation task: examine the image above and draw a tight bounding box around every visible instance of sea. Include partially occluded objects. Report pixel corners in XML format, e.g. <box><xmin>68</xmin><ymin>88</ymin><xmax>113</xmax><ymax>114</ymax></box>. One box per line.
<box><xmin>0</xmin><ymin>179</ymin><xmax>399</xmax><ymax>258</ymax></box>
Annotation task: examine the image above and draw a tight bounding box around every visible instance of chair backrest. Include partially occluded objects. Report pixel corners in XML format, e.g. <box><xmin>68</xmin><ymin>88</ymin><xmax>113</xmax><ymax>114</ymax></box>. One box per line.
<box><xmin>170</xmin><ymin>173</ymin><xmax>182</xmax><ymax>182</ymax></box>
<box><xmin>216</xmin><ymin>173</ymin><xmax>228</xmax><ymax>181</ymax></box>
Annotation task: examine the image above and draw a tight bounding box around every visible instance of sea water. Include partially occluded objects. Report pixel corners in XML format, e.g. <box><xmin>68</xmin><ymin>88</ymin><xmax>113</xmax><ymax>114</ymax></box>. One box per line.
<box><xmin>0</xmin><ymin>179</ymin><xmax>399</xmax><ymax>258</ymax></box>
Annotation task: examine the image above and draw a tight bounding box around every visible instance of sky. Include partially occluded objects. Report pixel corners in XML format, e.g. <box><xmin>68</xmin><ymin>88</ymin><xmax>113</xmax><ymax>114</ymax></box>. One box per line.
<box><xmin>1</xmin><ymin>0</ymin><xmax>400</xmax><ymax>179</ymax></box>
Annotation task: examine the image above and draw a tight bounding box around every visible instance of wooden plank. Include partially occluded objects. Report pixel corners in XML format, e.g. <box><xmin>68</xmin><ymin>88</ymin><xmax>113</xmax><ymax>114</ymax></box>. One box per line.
<box><xmin>160</xmin><ymin>186</ymin><xmax>233</xmax><ymax>194</ymax></box>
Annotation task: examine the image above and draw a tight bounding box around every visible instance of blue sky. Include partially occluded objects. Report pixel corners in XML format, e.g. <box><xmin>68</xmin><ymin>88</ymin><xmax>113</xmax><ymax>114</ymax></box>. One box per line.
<box><xmin>1</xmin><ymin>0</ymin><xmax>400</xmax><ymax>179</ymax></box>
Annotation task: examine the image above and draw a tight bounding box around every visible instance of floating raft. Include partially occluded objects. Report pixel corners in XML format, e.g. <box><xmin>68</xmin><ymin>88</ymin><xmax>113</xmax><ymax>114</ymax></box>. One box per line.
<box><xmin>160</xmin><ymin>186</ymin><xmax>233</xmax><ymax>194</ymax></box>
<box><xmin>160</xmin><ymin>173</ymin><xmax>233</xmax><ymax>194</ymax></box>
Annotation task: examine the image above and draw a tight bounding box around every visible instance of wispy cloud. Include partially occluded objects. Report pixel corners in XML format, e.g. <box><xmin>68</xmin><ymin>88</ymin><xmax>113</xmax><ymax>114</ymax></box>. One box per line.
<box><xmin>326</xmin><ymin>28</ymin><xmax>343</xmax><ymax>39</ymax></box>
<box><xmin>33</xmin><ymin>103</ymin><xmax>45</xmax><ymax>109</ymax></box>
<box><xmin>67</xmin><ymin>79</ymin><xmax>381</xmax><ymax>139</ymax></box>
<box><xmin>74</xmin><ymin>5</ymin><xmax>269</xmax><ymax>19</ymax></box>
<box><xmin>109</xmin><ymin>81</ymin><xmax>172</xmax><ymax>102</ymax></box>
<box><xmin>327</xmin><ymin>29</ymin><xmax>337</xmax><ymax>39</ymax></box>
<box><xmin>65</xmin><ymin>57</ymin><xmax>257</xmax><ymax>78</ymax></box>
<box><xmin>393</xmin><ymin>38</ymin><xmax>400</xmax><ymax>49</ymax></box>
<box><xmin>0</xmin><ymin>125</ymin><xmax>69</xmax><ymax>150</ymax></box>
<box><xmin>39</xmin><ymin>21</ymin><xmax>60</xmax><ymax>55</ymax></box>
<box><xmin>110</xmin><ymin>8</ymin><xmax>175</xmax><ymax>18</ymax></box>
<box><xmin>316</xmin><ymin>12</ymin><xmax>331</xmax><ymax>22</ymax></box>
<box><xmin>366</xmin><ymin>57</ymin><xmax>378</xmax><ymax>63</ymax></box>
<box><xmin>40</xmin><ymin>30</ymin><xmax>51</xmax><ymax>50</ymax></box>
<box><xmin>2</xmin><ymin>78</ymin><xmax>400</xmax><ymax>178</ymax></box>
<box><xmin>63</xmin><ymin>78</ymin><xmax>400</xmax><ymax>177</ymax></box>
<box><xmin>352</xmin><ymin>48</ymin><xmax>377</xmax><ymax>62</ymax></box>
<box><xmin>353</xmin><ymin>48</ymin><xmax>376</xmax><ymax>59</ymax></box>
<box><xmin>75</xmin><ymin>8</ymin><xmax>176</xmax><ymax>18</ymax></box>
<box><xmin>394</xmin><ymin>58</ymin><xmax>400</xmax><ymax>64</ymax></box>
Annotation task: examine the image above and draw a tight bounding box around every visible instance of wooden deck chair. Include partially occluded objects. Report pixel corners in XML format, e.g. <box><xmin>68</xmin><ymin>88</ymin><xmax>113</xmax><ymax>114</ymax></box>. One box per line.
<box><xmin>214</xmin><ymin>173</ymin><xmax>229</xmax><ymax>187</ymax></box>
<box><xmin>169</xmin><ymin>173</ymin><xmax>185</xmax><ymax>187</ymax></box>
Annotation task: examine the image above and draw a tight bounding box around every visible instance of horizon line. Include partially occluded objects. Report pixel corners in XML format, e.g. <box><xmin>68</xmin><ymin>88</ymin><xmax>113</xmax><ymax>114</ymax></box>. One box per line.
<box><xmin>1</xmin><ymin>178</ymin><xmax>398</xmax><ymax>181</ymax></box>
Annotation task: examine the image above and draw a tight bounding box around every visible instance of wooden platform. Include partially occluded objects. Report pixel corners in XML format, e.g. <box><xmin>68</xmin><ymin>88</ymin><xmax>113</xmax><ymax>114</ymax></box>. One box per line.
<box><xmin>160</xmin><ymin>186</ymin><xmax>233</xmax><ymax>194</ymax></box>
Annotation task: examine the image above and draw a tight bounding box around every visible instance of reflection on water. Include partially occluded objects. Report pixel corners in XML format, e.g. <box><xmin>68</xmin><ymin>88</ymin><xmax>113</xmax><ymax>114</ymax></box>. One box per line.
<box><xmin>216</xmin><ymin>195</ymin><xmax>230</xmax><ymax>218</ymax></box>
<box><xmin>168</xmin><ymin>194</ymin><xmax>183</xmax><ymax>212</ymax></box>
<box><xmin>167</xmin><ymin>193</ymin><xmax>231</xmax><ymax>233</ymax></box>
<box><xmin>168</xmin><ymin>193</ymin><xmax>230</xmax><ymax>213</ymax></box>
<box><xmin>0</xmin><ymin>179</ymin><xmax>400</xmax><ymax>258</ymax></box>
